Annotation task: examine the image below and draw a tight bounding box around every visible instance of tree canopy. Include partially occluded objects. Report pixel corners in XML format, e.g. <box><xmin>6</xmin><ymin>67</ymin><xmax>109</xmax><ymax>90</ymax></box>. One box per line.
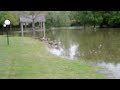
<box><xmin>1</xmin><ymin>11</ymin><xmax>120</xmax><ymax>28</ymax></box>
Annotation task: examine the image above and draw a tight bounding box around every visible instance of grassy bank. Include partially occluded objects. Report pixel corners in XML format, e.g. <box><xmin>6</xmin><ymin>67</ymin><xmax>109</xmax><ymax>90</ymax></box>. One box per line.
<box><xmin>0</xmin><ymin>36</ymin><xmax>105</xmax><ymax>79</ymax></box>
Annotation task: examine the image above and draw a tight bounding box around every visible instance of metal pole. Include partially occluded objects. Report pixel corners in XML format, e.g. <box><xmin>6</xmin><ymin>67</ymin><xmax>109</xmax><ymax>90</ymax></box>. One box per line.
<box><xmin>6</xmin><ymin>26</ymin><xmax>9</xmax><ymax>45</ymax></box>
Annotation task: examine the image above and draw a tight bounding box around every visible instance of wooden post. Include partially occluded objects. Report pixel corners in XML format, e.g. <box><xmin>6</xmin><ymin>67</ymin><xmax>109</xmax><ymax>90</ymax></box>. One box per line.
<box><xmin>32</xmin><ymin>19</ymin><xmax>36</xmax><ymax>37</ymax></box>
<box><xmin>39</xmin><ymin>22</ymin><xmax>41</xmax><ymax>37</ymax></box>
<box><xmin>21</xmin><ymin>23</ymin><xmax>24</xmax><ymax>37</ymax></box>
<box><xmin>43</xmin><ymin>22</ymin><xmax>45</xmax><ymax>38</ymax></box>
<box><xmin>25</xmin><ymin>23</ymin><xmax>27</xmax><ymax>30</ymax></box>
<box><xmin>40</xmin><ymin>22</ymin><xmax>42</xmax><ymax>35</ymax></box>
<box><xmin>39</xmin><ymin>22</ymin><xmax>40</xmax><ymax>28</ymax></box>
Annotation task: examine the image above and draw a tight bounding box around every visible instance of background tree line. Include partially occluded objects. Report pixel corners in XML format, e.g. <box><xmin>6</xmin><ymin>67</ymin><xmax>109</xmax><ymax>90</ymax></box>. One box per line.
<box><xmin>46</xmin><ymin>11</ymin><xmax>120</xmax><ymax>28</ymax></box>
<box><xmin>0</xmin><ymin>11</ymin><xmax>120</xmax><ymax>29</ymax></box>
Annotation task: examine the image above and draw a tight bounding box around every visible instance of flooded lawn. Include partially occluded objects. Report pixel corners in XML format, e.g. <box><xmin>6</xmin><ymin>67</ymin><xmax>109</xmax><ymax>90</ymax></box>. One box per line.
<box><xmin>3</xmin><ymin>28</ymin><xmax>120</xmax><ymax>78</ymax></box>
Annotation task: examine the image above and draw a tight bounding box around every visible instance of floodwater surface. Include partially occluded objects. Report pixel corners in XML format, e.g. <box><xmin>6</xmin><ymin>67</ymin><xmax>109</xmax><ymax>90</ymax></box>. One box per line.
<box><xmin>46</xmin><ymin>28</ymin><xmax>120</xmax><ymax>79</ymax></box>
<box><xmin>1</xmin><ymin>28</ymin><xmax>120</xmax><ymax>78</ymax></box>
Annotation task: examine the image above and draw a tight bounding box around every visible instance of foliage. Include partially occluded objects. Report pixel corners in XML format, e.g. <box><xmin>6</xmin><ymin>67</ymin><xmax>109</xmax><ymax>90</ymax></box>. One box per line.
<box><xmin>0</xmin><ymin>11</ymin><xmax>31</xmax><ymax>26</ymax></box>
<box><xmin>46</xmin><ymin>11</ymin><xmax>71</xmax><ymax>28</ymax></box>
<box><xmin>89</xmin><ymin>11</ymin><xmax>103</xmax><ymax>26</ymax></box>
<box><xmin>1</xmin><ymin>11</ymin><xmax>120</xmax><ymax>28</ymax></box>
<box><xmin>0</xmin><ymin>11</ymin><xmax>18</xmax><ymax>25</ymax></box>
<box><xmin>108</xmin><ymin>11</ymin><xmax>120</xmax><ymax>27</ymax></box>
<box><xmin>72</xmin><ymin>11</ymin><xmax>120</xmax><ymax>28</ymax></box>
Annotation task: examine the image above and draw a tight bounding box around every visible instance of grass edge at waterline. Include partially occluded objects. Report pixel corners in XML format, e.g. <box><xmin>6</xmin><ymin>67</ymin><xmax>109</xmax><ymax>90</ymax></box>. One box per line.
<box><xmin>0</xmin><ymin>36</ymin><xmax>106</xmax><ymax>79</ymax></box>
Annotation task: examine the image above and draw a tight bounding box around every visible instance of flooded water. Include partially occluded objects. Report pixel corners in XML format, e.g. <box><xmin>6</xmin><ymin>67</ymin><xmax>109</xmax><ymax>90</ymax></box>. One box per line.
<box><xmin>96</xmin><ymin>62</ymin><xmax>120</xmax><ymax>78</ymax></box>
<box><xmin>46</xmin><ymin>28</ymin><xmax>120</xmax><ymax>79</ymax></box>
<box><xmin>1</xmin><ymin>28</ymin><xmax>120</xmax><ymax>78</ymax></box>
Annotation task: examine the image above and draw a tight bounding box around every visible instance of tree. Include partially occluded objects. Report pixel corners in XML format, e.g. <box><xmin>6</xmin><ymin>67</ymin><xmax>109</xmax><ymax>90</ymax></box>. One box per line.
<box><xmin>78</xmin><ymin>11</ymin><xmax>90</xmax><ymax>29</ymax></box>
<box><xmin>89</xmin><ymin>11</ymin><xmax>103</xmax><ymax>29</ymax></box>
<box><xmin>99</xmin><ymin>11</ymin><xmax>112</xmax><ymax>27</ymax></box>
<box><xmin>46</xmin><ymin>11</ymin><xmax>71</xmax><ymax>28</ymax></box>
<box><xmin>108</xmin><ymin>11</ymin><xmax>120</xmax><ymax>27</ymax></box>
<box><xmin>72</xmin><ymin>11</ymin><xmax>92</xmax><ymax>29</ymax></box>
<box><xmin>0</xmin><ymin>11</ymin><xmax>18</xmax><ymax>26</ymax></box>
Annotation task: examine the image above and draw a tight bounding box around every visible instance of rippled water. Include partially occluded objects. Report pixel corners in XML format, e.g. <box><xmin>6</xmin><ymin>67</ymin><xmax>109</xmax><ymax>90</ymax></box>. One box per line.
<box><xmin>46</xmin><ymin>29</ymin><xmax>120</xmax><ymax>78</ymax></box>
<box><xmin>48</xmin><ymin>43</ymin><xmax>79</xmax><ymax>60</ymax></box>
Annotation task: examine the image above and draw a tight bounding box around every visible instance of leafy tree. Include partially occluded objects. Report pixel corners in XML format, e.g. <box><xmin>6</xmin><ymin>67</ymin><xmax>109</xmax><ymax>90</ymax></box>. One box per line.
<box><xmin>0</xmin><ymin>11</ymin><xmax>18</xmax><ymax>25</ymax></box>
<box><xmin>89</xmin><ymin>11</ymin><xmax>103</xmax><ymax>28</ymax></box>
<box><xmin>108</xmin><ymin>11</ymin><xmax>120</xmax><ymax>27</ymax></box>
<box><xmin>0</xmin><ymin>11</ymin><xmax>31</xmax><ymax>26</ymax></box>
<box><xmin>46</xmin><ymin>11</ymin><xmax>71</xmax><ymax>28</ymax></box>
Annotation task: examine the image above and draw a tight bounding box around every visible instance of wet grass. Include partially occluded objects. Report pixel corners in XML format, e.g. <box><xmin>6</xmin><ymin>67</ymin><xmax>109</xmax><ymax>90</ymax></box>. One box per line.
<box><xmin>0</xmin><ymin>36</ymin><xmax>105</xmax><ymax>79</ymax></box>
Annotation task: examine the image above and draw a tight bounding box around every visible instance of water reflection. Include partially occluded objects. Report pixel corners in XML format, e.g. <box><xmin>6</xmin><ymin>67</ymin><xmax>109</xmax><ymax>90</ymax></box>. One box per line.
<box><xmin>96</xmin><ymin>62</ymin><xmax>120</xmax><ymax>79</ymax></box>
<box><xmin>47</xmin><ymin>29</ymin><xmax>120</xmax><ymax>63</ymax></box>
<box><xmin>46</xmin><ymin>29</ymin><xmax>120</xmax><ymax>78</ymax></box>
<box><xmin>48</xmin><ymin>43</ymin><xmax>79</xmax><ymax>60</ymax></box>
<box><xmin>69</xmin><ymin>44</ymin><xmax>79</xmax><ymax>59</ymax></box>
<box><xmin>48</xmin><ymin>47</ymin><xmax>64</xmax><ymax>56</ymax></box>
<box><xmin>48</xmin><ymin>41</ymin><xmax>120</xmax><ymax>78</ymax></box>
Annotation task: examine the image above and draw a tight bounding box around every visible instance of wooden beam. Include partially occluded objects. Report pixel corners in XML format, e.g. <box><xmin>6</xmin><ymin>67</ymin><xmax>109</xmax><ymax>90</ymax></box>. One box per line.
<box><xmin>21</xmin><ymin>23</ymin><xmax>24</xmax><ymax>37</ymax></box>
<box><xmin>39</xmin><ymin>22</ymin><xmax>40</xmax><ymax>28</ymax></box>
<box><xmin>39</xmin><ymin>22</ymin><xmax>41</xmax><ymax>38</ymax></box>
<box><xmin>32</xmin><ymin>19</ymin><xmax>36</xmax><ymax>37</ymax></box>
<box><xmin>43</xmin><ymin>22</ymin><xmax>45</xmax><ymax>38</ymax></box>
<box><xmin>40</xmin><ymin>22</ymin><xmax>42</xmax><ymax>34</ymax></box>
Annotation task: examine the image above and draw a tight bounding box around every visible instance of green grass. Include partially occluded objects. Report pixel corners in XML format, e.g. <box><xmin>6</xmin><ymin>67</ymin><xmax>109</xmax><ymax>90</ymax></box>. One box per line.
<box><xmin>0</xmin><ymin>36</ymin><xmax>105</xmax><ymax>79</ymax></box>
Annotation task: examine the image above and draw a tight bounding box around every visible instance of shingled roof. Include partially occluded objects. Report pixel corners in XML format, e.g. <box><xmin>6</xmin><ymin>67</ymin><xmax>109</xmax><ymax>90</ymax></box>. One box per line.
<box><xmin>19</xmin><ymin>14</ymin><xmax>45</xmax><ymax>23</ymax></box>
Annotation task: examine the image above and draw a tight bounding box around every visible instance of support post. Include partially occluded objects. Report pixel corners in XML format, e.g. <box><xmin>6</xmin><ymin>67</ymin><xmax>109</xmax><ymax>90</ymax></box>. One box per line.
<box><xmin>32</xmin><ymin>19</ymin><xmax>36</xmax><ymax>37</ymax></box>
<box><xmin>40</xmin><ymin>22</ymin><xmax>42</xmax><ymax>35</ymax></box>
<box><xmin>21</xmin><ymin>23</ymin><xmax>24</xmax><ymax>37</ymax></box>
<box><xmin>25</xmin><ymin>23</ymin><xmax>27</xmax><ymax>30</ymax></box>
<box><xmin>39</xmin><ymin>22</ymin><xmax>40</xmax><ymax>28</ymax></box>
<box><xmin>39</xmin><ymin>22</ymin><xmax>41</xmax><ymax>37</ymax></box>
<box><xmin>41</xmin><ymin>22</ymin><xmax>43</xmax><ymax>32</ymax></box>
<box><xmin>43</xmin><ymin>22</ymin><xmax>45</xmax><ymax>38</ymax></box>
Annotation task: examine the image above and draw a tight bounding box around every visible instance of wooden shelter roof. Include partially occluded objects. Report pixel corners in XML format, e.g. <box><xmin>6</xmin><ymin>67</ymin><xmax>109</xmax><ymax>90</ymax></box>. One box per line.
<box><xmin>19</xmin><ymin>14</ymin><xmax>45</xmax><ymax>23</ymax></box>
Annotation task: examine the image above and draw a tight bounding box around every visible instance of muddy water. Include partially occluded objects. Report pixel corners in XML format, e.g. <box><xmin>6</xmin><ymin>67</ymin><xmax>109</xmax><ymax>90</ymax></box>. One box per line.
<box><xmin>46</xmin><ymin>28</ymin><xmax>120</xmax><ymax>78</ymax></box>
